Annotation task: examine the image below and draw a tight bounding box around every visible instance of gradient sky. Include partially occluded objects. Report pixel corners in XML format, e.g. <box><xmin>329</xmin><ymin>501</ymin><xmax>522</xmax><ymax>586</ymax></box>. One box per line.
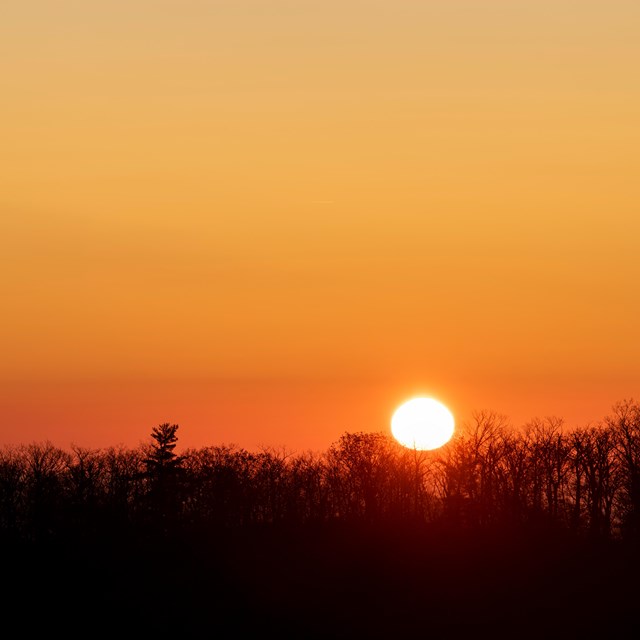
<box><xmin>2</xmin><ymin>1</ymin><xmax>639</xmax><ymax>453</ymax></box>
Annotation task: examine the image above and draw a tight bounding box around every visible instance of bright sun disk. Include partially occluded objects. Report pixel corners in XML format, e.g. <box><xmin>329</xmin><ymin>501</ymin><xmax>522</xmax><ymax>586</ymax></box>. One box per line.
<box><xmin>391</xmin><ymin>397</ymin><xmax>455</xmax><ymax>451</ymax></box>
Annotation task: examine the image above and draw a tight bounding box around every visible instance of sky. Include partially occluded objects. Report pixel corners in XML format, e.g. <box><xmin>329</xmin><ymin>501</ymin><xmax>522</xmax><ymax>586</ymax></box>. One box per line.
<box><xmin>2</xmin><ymin>1</ymin><xmax>639</xmax><ymax>453</ymax></box>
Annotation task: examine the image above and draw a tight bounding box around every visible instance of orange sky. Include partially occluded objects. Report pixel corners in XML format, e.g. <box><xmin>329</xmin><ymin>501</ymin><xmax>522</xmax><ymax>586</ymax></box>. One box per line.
<box><xmin>2</xmin><ymin>1</ymin><xmax>639</xmax><ymax>453</ymax></box>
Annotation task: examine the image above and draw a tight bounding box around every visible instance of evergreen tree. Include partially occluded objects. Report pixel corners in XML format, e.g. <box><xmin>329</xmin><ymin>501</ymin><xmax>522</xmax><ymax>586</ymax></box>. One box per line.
<box><xmin>145</xmin><ymin>423</ymin><xmax>183</xmax><ymax>526</ymax></box>
<box><xmin>146</xmin><ymin>423</ymin><xmax>181</xmax><ymax>476</ymax></box>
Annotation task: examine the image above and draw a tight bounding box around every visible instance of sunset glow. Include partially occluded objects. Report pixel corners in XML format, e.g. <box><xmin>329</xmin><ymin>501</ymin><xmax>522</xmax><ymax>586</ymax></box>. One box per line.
<box><xmin>1</xmin><ymin>1</ymin><xmax>640</xmax><ymax>452</ymax></box>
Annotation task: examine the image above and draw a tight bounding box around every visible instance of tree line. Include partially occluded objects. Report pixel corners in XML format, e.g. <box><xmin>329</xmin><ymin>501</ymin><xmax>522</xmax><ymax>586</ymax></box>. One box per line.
<box><xmin>2</xmin><ymin>399</ymin><xmax>640</xmax><ymax>545</ymax></box>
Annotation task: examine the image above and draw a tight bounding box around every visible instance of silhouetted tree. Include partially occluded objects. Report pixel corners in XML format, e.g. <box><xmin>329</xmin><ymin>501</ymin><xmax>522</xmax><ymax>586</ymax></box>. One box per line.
<box><xmin>144</xmin><ymin>423</ymin><xmax>184</xmax><ymax>528</ymax></box>
<box><xmin>63</xmin><ymin>445</ymin><xmax>106</xmax><ymax>536</ymax></box>
<box><xmin>102</xmin><ymin>444</ymin><xmax>147</xmax><ymax>525</ymax></box>
<box><xmin>251</xmin><ymin>446</ymin><xmax>294</xmax><ymax>524</ymax></box>
<box><xmin>325</xmin><ymin>432</ymin><xmax>398</xmax><ymax>523</ymax></box>
<box><xmin>495</xmin><ymin>428</ymin><xmax>531</xmax><ymax>526</ymax></box>
<box><xmin>284</xmin><ymin>451</ymin><xmax>329</xmax><ymax>523</ymax></box>
<box><xmin>436</xmin><ymin>411</ymin><xmax>509</xmax><ymax>528</ymax></box>
<box><xmin>146</xmin><ymin>423</ymin><xmax>181</xmax><ymax>472</ymax></box>
<box><xmin>0</xmin><ymin>446</ymin><xmax>25</xmax><ymax>539</ymax></box>
<box><xmin>181</xmin><ymin>444</ymin><xmax>255</xmax><ymax>528</ymax></box>
<box><xmin>525</xmin><ymin>417</ymin><xmax>571</xmax><ymax>527</ymax></box>
<box><xmin>21</xmin><ymin>441</ymin><xmax>70</xmax><ymax>540</ymax></box>
<box><xmin>608</xmin><ymin>399</ymin><xmax>640</xmax><ymax>541</ymax></box>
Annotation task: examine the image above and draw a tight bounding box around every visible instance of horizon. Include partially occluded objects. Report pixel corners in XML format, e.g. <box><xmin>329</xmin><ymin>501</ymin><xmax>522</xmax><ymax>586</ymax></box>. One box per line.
<box><xmin>1</xmin><ymin>377</ymin><xmax>636</xmax><ymax>453</ymax></box>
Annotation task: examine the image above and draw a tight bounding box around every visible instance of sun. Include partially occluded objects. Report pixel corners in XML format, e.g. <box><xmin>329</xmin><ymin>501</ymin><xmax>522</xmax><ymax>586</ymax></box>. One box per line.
<box><xmin>391</xmin><ymin>397</ymin><xmax>455</xmax><ymax>451</ymax></box>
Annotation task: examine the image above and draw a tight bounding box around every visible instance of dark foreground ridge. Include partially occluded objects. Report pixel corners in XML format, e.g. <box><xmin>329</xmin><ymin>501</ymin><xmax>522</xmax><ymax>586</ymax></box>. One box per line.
<box><xmin>7</xmin><ymin>519</ymin><xmax>640</xmax><ymax>638</ymax></box>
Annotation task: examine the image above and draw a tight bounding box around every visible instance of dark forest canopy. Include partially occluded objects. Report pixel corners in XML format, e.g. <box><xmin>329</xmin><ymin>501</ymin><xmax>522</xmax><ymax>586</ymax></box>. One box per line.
<box><xmin>3</xmin><ymin>399</ymin><xmax>640</xmax><ymax>542</ymax></box>
<box><xmin>4</xmin><ymin>401</ymin><xmax>640</xmax><ymax>637</ymax></box>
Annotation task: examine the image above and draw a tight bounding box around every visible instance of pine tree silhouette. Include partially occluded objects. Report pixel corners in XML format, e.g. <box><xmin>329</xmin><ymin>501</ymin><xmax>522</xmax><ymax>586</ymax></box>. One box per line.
<box><xmin>145</xmin><ymin>423</ymin><xmax>183</xmax><ymax>528</ymax></box>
